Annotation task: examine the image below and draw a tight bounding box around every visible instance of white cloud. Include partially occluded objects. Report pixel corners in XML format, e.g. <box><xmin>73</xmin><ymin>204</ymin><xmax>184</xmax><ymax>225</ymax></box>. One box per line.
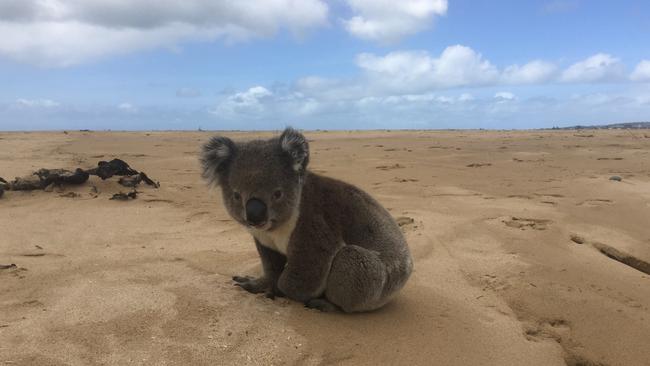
<box><xmin>343</xmin><ymin>0</ymin><xmax>447</xmax><ymax>42</ymax></box>
<box><xmin>211</xmin><ymin>86</ymin><xmax>273</xmax><ymax>117</ymax></box>
<box><xmin>307</xmin><ymin>47</ymin><xmax>650</xmax><ymax>102</ymax></box>
<box><xmin>560</xmin><ymin>53</ymin><xmax>625</xmax><ymax>83</ymax></box>
<box><xmin>458</xmin><ymin>93</ymin><xmax>474</xmax><ymax>102</ymax></box>
<box><xmin>356</xmin><ymin>45</ymin><xmax>499</xmax><ymax>92</ymax></box>
<box><xmin>630</xmin><ymin>60</ymin><xmax>650</xmax><ymax>82</ymax></box>
<box><xmin>0</xmin><ymin>0</ymin><xmax>329</xmax><ymax>67</ymax></box>
<box><xmin>14</xmin><ymin>98</ymin><xmax>60</xmax><ymax>108</ymax></box>
<box><xmin>501</xmin><ymin>60</ymin><xmax>557</xmax><ymax>84</ymax></box>
<box><xmin>494</xmin><ymin>91</ymin><xmax>516</xmax><ymax>101</ymax></box>
<box><xmin>117</xmin><ymin>102</ymin><xmax>137</xmax><ymax>112</ymax></box>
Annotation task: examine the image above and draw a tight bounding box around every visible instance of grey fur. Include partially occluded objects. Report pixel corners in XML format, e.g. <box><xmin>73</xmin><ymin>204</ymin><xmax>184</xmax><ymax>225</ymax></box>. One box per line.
<box><xmin>200</xmin><ymin>128</ymin><xmax>413</xmax><ymax>312</ymax></box>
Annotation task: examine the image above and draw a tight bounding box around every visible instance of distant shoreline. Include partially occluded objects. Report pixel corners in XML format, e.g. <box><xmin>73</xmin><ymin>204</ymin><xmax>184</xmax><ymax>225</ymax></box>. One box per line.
<box><xmin>1</xmin><ymin>122</ymin><xmax>650</xmax><ymax>133</ymax></box>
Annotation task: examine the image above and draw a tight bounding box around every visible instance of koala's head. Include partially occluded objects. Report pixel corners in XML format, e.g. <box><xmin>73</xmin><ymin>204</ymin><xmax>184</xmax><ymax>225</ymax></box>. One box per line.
<box><xmin>200</xmin><ymin>127</ymin><xmax>309</xmax><ymax>231</ymax></box>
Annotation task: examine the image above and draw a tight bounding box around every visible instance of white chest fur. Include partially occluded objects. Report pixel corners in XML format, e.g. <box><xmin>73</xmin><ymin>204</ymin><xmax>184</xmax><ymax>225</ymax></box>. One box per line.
<box><xmin>247</xmin><ymin>208</ymin><xmax>299</xmax><ymax>255</ymax></box>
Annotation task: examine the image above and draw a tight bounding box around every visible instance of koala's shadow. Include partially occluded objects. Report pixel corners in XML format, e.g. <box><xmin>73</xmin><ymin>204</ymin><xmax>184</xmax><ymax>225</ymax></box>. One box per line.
<box><xmin>284</xmin><ymin>284</ymin><xmax>463</xmax><ymax>364</ymax></box>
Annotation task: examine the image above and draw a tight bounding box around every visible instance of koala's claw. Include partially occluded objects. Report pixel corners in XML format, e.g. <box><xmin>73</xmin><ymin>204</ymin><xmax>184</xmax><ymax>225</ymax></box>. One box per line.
<box><xmin>264</xmin><ymin>287</ymin><xmax>285</xmax><ymax>300</ymax></box>
<box><xmin>305</xmin><ymin>298</ymin><xmax>339</xmax><ymax>312</ymax></box>
<box><xmin>232</xmin><ymin>275</ymin><xmax>267</xmax><ymax>294</ymax></box>
<box><xmin>232</xmin><ymin>275</ymin><xmax>254</xmax><ymax>283</ymax></box>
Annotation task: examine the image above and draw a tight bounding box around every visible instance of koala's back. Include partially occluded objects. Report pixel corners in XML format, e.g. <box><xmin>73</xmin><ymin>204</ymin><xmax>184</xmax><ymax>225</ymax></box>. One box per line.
<box><xmin>296</xmin><ymin>172</ymin><xmax>412</xmax><ymax>311</ymax></box>
<box><xmin>301</xmin><ymin>172</ymin><xmax>409</xmax><ymax>259</ymax></box>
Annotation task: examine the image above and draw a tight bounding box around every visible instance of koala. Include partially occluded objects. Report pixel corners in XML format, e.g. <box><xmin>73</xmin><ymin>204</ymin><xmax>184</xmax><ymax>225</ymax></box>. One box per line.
<box><xmin>200</xmin><ymin>128</ymin><xmax>412</xmax><ymax>312</ymax></box>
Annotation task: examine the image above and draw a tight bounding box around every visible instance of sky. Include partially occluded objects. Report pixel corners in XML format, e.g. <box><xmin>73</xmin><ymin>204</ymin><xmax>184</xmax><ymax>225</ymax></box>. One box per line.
<box><xmin>1</xmin><ymin>0</ymin><xmax>649</xmax><ymax>131</ymax></box>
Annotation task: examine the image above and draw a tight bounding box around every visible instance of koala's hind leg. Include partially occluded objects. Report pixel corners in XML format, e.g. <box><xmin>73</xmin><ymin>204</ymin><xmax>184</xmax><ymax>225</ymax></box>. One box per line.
<box><xmin>234</xmin><ymin>240</ymin><xmax>286</xmax><ymax>299</ymax></box>
<box><xmin>325</xmin><ymin>245</ymin><xmax>390</xmax><ymax>313</ymax></box>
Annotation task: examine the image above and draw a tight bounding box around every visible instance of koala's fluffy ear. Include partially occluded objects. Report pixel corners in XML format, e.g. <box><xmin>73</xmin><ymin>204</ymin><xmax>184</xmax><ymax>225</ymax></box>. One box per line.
<box><xmin>201</xmin><ymin>136</ymin><xmax>236</xmax><ymax>185</ymax></box>
<box><xmin>280</xmin><ymin>127</ymin><xmax>309</xmax><ymax>173</ymax></box>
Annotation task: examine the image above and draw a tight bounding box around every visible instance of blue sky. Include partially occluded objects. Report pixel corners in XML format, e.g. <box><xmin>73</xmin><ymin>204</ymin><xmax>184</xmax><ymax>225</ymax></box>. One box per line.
<box><xmin>1</xmin><ymin>0</ymin><xmax>649</xmax><ymax>130</ymax></box>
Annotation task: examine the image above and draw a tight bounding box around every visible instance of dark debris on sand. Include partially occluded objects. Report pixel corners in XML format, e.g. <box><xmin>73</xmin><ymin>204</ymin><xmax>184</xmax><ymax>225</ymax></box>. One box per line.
<box><xmin>86</xmin><ymin>159</ymin><xmax>139</xmax><ymax>180</ymax></box>
<box><xmin>0</xmin><ymin>158</ymin><xmax>159</xmax><ymax>200</ymax></box>
<box><xmin>110</xmin><ymin>191</ymin><xmax>138</xmax><ymax>201</ymax></box>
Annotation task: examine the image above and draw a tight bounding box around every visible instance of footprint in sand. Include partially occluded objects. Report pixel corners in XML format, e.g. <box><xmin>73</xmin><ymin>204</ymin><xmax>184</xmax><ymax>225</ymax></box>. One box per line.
<box><xmin>393</xmin><ymin>178</ymin><xmax>419</xmax><ymax>183</ymax></box>
<box><xmin>395</xmin><ymin>216</ymin><xmax>419</xmax><ymax>233</ymax></box>
<box><xmin>524</xmin><ymin>318</ymin><xmax>570</xmax><ymax>342</ymax></box>
<box><xmin>502</xmin><ymin>217</ymin><xmax>551</xmax><ymax>230</ymax></box>
<box><xmin>376</xmin><ymin>163</ymin><xmax>405</xmax><ymax>170</ymax></box>
<box><xmin>577</xmin><ymin>199</ymin><xmax>613</xmax><ymax>207</ymax></box>
<box><xmin>534</xmin><ymin>193</ymin><xmax>564</xmax><ymax>199</ymax></box>
<box><xmin>185</xmin><ymin>211</ymin><xmax>212</xmax><ymax>222</ymax></box>
<box><xmin>143</xmin><ymin>198</ymin><xmax>175</xmax><ymax>204</ymax></box>
<box><xmin>395</xmin><ymin>216</ymin><xmax>414</xmax><ymax>227</ymax></box>
<box><xmin>508</xmin><ymin>194</ymin><xmax>533</xmax><ymax>199</ymax></box>
<box><xmin>540</xmin><ymin>201</ymin><xmax>557</xmax><ymax>206</ymax></box>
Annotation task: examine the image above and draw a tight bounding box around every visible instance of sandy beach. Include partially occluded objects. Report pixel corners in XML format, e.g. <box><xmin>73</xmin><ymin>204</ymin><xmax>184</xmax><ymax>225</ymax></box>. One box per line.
<box><xmin>1</xmin><ymin>129</ymin><xmax>649</xmax><ymax>366</ymax></box>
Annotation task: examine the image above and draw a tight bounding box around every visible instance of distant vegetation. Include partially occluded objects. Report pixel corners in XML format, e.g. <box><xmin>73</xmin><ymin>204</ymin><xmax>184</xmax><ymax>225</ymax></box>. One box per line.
<box><xmin>550</xmin><ymin>122</ymin><xmax>650</xmax><ymax>130</ymax></box>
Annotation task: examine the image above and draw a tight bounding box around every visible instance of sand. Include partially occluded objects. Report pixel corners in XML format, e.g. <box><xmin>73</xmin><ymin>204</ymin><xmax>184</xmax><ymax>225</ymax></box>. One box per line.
<box><xmin>1</xmin><ymin>129</ymin><xmax>649</xmax><ymax>366</ymax></box>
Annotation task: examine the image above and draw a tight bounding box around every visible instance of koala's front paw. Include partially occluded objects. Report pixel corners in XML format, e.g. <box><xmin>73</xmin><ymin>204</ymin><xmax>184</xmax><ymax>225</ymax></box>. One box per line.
<box><xmin>232</xmin><ymin>275</ymin><xmax>268</xmax><ymax>294</ymax></box>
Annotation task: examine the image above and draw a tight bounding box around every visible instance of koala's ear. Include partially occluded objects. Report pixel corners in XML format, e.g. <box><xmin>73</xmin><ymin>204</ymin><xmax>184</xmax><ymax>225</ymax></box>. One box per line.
<box><xmin>200</xmin><ymin>136</ymin><xmax>236</xmax><ymax>185</ymax></box>
<box><xmin>280</xmin><ymin>127</ymin><xmax>309</xmax><ymax>173</ymax></box>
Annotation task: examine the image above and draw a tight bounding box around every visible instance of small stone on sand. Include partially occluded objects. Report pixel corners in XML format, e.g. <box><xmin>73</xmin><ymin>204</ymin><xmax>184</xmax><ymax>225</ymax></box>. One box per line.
<box><xmin>570</xmin><ymin>234</ymin><xmax>585</xmax><ymax>244</ymax></box>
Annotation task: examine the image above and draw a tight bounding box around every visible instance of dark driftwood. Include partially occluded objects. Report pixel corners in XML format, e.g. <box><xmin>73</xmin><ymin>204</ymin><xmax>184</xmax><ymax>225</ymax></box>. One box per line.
<box><xmin>36</xmin><ymin>168</ymin><xmax>90</xmax><ymax>186</ymax></box>
<box><xmin>0</xmin><ymin>158</ymin><xmax>158</xmax><ymax>199</ymax></box>
<box><xmin>8</xmin><ymin>168</ymin><xmax>90</xmax><ymax>191</ymax></box>
<box><xmin>8</xmin><ymin>175</ymin><xmax>45</xmax><ymax>190</ymax></box>
<box><xmin>86</xmin><ymin>159</ymin><xmax>139</xmax><ymax>179</ymax></box>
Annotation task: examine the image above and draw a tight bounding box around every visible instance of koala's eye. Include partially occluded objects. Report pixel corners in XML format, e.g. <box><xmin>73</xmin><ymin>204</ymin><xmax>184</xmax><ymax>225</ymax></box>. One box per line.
<box><xmin>273</xmin><ymin>190</ymin><xmax>283</xmax><ymax>200</ymax></box>
<box><xmin>232</xmin><ymin>192</ymin><xmax>241</xmax><ymax>201</ymax></box>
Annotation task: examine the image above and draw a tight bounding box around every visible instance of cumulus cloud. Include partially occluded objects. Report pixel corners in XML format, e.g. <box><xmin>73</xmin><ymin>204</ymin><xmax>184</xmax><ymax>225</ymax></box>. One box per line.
<box><xmin>210</xmin><ymin>85</ymin><xmax>329</xmax><ymax>122</ymax></box>
<box><xmin>494</xmin><ymin>92</ymin><xmax>516</xmax><ymax>101</ymax></box>
<box><xmin>352</xmin><ymin>47</ymin><xmax>647</xmax><ymax>94</ymax></box>
<box><xmin>501</xmin><ymin>60</ymin><xmax>557</xmax><ymax>84</ymax></box>
<box><xmin>0</xmin><ymin>0</ymin><xmax>329</xmax><ymax>67</ymax></box>
<box><xmin>343</xmin><ymin>0</ymin><xmax>447</xmax><ymax>42</ymax></box>
<box><xmin>211</xmin><ymin>86</ymin><xmax>273</xmax><ymax>117</ymax></box>
<box><xmin>356</xmin><ymin>45</ymin><xmax>499</xmax><ymax>92</ymax></box>
<box><xmin>630</xmin><ymin>60</ymin><xmax>650</xmax><ymax>82</ymax></box>
<box><xmin>13</xmin><ymin>98</ymin><xmax>60</xmax><ymax>108</ymax></box>
<box><xmin>458</xmin><ymin>93</ymin><xmax>474</xmax><ymax>102</ymax></box>
<box><xmin>560</xmin><ymin>53</ymin><xmax>626</xmax><ymax>83</ymax></box>
<box><xmin>117</xmin><ymin>102</ymin><xmax>137</xmax><ymax>112</ymax></box>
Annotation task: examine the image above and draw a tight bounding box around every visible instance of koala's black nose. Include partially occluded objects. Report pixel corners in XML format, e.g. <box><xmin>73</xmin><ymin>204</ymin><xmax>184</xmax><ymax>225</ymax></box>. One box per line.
<box><xmin>245</xmin><ymin>198</ymin><xmax>267</xmax><ymax>226</ymax></box>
